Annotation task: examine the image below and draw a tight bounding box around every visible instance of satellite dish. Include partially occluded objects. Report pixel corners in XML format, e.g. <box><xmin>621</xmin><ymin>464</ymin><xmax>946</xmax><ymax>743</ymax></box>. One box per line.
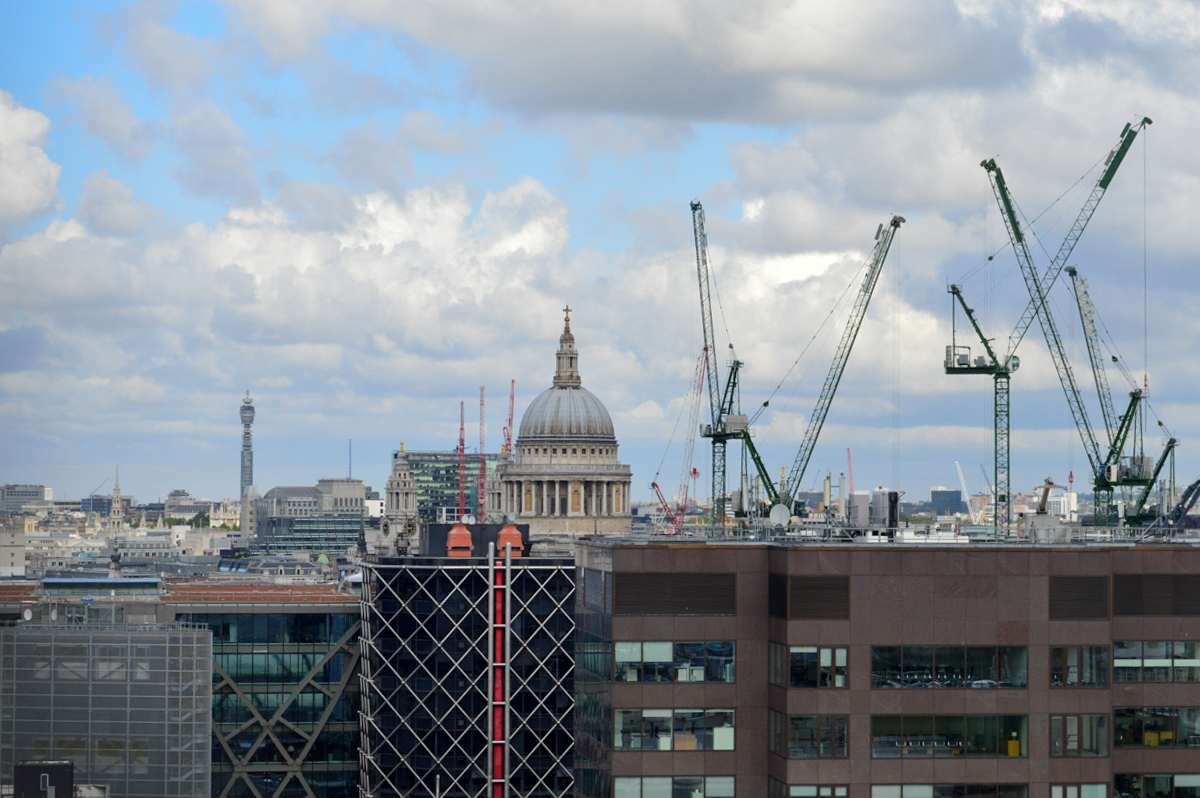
<box><xmin>22</xmin><ymin>608</ymin><xmax>32</xmax><ymax>621</ymax></box>
<box><xmin>769</xmin><ymin>504</ymin><xmax>790</xmax><ymax>528</ymax></box>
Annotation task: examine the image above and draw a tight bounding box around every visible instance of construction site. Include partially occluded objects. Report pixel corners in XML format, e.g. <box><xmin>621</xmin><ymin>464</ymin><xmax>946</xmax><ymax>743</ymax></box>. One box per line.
<box><xmin>642</xmin><ymin>116</ymin><xmax>1197</xmax><ymax>544</ymax></box>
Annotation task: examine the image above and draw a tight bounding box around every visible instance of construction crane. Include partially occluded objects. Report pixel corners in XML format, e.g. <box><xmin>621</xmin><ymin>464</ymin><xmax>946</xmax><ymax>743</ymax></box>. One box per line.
<box><xmin>949</xmin><ymin>118</ymin><xmax>1148</xmax><ymax>532</ymax></box>
<box><xmin>1066</xmin><ymin>268</ymin><xmax>1119</xmax><ymax>441</ymax></box>
<box><xmin>692</xmin><ymin>201</ymin><xmax>750</xmax><ymax>525</ymax></box>
<box><xmin>847</xmin><ymin>449</ymin><xmax>855</xmax><ymax>492</ymax></box>
<box><xmin>478</xmin><ymin>386</ymin><xmax>486</xmax><ymax>519</ymax></box>
<box><xmin>502</xmin><ymin>380</ymin><xmax>516</xmax><ymax>463</ymax></box>
<box><xmin>458</xmin><ymin>401</ymin><xmax>466</xmax><ymax>520</ymax></box>
<box><xmin>955</xmin><ymin>461</ymin><xmax>981</xmax><ymax>524</ymax></box>
<box><xmin>780</xmin><ymin>215</ymin><xmax>905</xmax><ymax>510</ymax></box>
<box><xmin>652</xmin><ymin>350</ymin><xmax>707</xmax><ymax>533</ymax></box>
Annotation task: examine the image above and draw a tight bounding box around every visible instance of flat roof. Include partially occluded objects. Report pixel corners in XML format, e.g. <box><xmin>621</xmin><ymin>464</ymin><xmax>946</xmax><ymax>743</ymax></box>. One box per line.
<box><xmin>163</xmin><ymin>581</ymin><xmax>357</xmax><ymax>604</ymax></box>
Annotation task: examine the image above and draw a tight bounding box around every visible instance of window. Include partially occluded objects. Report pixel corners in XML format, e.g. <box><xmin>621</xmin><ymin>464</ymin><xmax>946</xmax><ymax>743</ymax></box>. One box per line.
<box><xmin>614</xmin><ymin>709</ymin><xmax>734</xmax><ymax>751</ymax></box>
<box><xmin>1114</xmin><ymin>642</ymin><xmax>1200</xmax><ymax>683</ymax></box>
<box><xmin>614</xmin><ymin>640</ymin><xmax>734</xmax><ymax>683</ymax></box>
<box><xmin>871</xmin><ymin>716</ymin><xmax>1027</xmax><ymax>757</ymax></box>
<box><xmin>1050</xmin><ymin>715</ymin><xmax>1108</xmax><ymax>756</ymax></box>
<box><xmin>1116</xmin><ymin>775</ymin><xmax>1200</xmax><ymax>798</ymax></box>
<box><xmin>1053</xmin><ymin>786</ymin><xmax>1107</xmax><ymax>798</ymax></box>
<box><xmin>1051</xmin><ymin>647</ymin><xmax>1108</xmax><ymax>687</ymax></box>
<box><xmin>872</xmin><ymin>647</ymin><xmax>1026</xmax><ymax>688</ymax></box>
<box><xmin>769</xmin><ymin>711</ymin><xmax>847</xmax><ymax>758</ymax></box>
<box><xmin>770</xmin><ymin>643</ymin><xmax>848</xmax><ymax>688</ymax></box>
<box><xmin>613</xmin><ymin>777</ymin><xmax>734</xmax><ymax>798</ymax></box>
<box><xmin>1114</xmin><ymin>708</ymin><xmax>1200</xmax><ymax>748</ymax></box>
<box><xmin>871</xmin><ymin>787</ymin><xmax>1028</xmax><ymax>798</ymax></box>
<box><xmin>769</xmin><ymin>782</ymin><xmax>848</xmax><ymax>798</ymax></box>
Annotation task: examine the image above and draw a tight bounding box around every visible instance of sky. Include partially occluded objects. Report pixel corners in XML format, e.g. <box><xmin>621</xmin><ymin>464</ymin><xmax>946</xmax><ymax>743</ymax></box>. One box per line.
<box><xmin>2</xmin><ymin>0</ymin><xmax>1199</xmax><ymax>509</ymax></box>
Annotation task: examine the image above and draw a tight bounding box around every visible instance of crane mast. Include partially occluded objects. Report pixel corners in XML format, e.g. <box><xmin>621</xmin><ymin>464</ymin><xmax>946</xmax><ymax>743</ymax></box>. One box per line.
<box><xmin>1067</xmin><ymin>268</ymin><xmax>1118</xmax><ymax>442</ymax></box>
<box><xmin>983</xmin><ymin>158</ymin><xmax>1102</xmax><ymax>477</ymax></box>
<box><xmin>693</xmin><ymin>201</ymin><xmax>746</xmax><ymax>525</ymax></box>
<box><xmin>783</xmin><ymin>215</ymin><xmax>905</xmax><ymax>506</ymax></box>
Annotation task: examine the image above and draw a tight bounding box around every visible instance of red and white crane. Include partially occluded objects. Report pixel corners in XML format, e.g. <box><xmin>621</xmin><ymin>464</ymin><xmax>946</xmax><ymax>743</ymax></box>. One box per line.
<box><xmin>478</xmin><ymin>386</ymin><xmax>487</xmax><ymax>519</ymax></box>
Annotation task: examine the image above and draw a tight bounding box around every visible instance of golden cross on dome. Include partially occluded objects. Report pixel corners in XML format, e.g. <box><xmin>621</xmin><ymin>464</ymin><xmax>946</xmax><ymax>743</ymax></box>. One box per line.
<box><xmin>563</xmin><ymin>305</ymin><xmax>572</xmax><ymax>330</ymax></box>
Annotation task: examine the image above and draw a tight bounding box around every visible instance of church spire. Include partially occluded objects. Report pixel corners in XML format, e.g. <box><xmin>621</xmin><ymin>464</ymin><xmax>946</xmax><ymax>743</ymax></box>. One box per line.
<box><xmin>553</xmin><ymin>305</ymin><xmax>581</xmax><ymax>387</ymax></box>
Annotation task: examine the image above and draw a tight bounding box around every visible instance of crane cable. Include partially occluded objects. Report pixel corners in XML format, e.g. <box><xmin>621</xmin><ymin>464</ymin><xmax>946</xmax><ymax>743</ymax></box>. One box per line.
<box><xmin>751</xmin><ymin>255</ymin><xmax>872</xmax><ymax>432</ymax></box>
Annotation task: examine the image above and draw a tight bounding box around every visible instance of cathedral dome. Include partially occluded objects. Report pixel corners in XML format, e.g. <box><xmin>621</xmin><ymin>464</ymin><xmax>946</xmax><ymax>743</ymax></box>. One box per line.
<box><xmin>518</xmin><ymin>385</ymin><xmax>615</xmax><ymax>441</ymax></box>
<box><xmin>516</xmin><ymin>306</ymin><xmax>616</xmax><ymax>443</ymax></box>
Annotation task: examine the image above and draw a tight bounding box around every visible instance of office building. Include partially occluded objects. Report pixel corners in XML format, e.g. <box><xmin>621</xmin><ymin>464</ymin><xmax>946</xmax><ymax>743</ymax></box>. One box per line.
<box><xmin>0</xmin><ymin>484</ymin><xmax>51</xmax><ymax>514</ymax></box>
<box><xmin>574</xmin><ymin>537</ymin><xmax>1200</xmax><ymax>798</ymax></box>
<box><xmin>400</xmin><ymin>450</ymin><xmax>504</xmax><ymax>524</ymax></box>
<box><xmin>359</xmin><ymin>529</ymin><xmax>574</xmax><ymax>797</ymax></box>
<box><xmin>0</xmin><ymin>577</ymin><xmax>361</xmax><ymax>798</ymax></box>
<box><xmin>931</xmin><ymin>488</ymin><xmax>966</xmax><ymax>517</ymax></box>
<box><xmin>252</xmin><ymin>511</ymin><xmax>368</xmax><ymax>555</ymax></box>
<box><xmin>167</xmin><ymin>582</ymin><xmax>362</xmax><ymax>798</ymax></box>
<box><xmin>0</xmin><ymin>605</ymin><xmax>212</xmax><ymax>797</ymax></box>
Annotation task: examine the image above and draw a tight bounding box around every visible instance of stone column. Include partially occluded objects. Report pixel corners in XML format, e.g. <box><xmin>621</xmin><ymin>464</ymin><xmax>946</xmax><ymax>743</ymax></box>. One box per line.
<box><xmin>554</xmin><ymin>481</ymin><xmax>560</xmax><ymax>516</ymax></box>
<box><xmin>604</xmin><ymin>481</ymin><xmax>611</xmax><ymax>516</ymax></box>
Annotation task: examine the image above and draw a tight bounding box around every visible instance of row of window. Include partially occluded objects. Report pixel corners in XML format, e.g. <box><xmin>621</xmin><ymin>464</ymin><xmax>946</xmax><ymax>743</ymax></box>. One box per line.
<box><xmin>871</xmin><ymin>715</ymin><xmax>1028</xmax><ymax>758</ymax></box>
<box><xmin>872</xmin><ymin>788</ymin><xmax>1032</xmax><ymax>798</ymax></box>
<box><xmin>614</xmin><ymin>709</ymin><xmax>735</xmax><ymax>751</ymax></box>
<box><xmin>181</xmin><ymin>613</ymin><xmax>358</xmax><ymax>646</ymax></box>
<box><xmin>1114</xmin><ymin>708</ymin><xmax>1200</xmax><ymax>748</ymax></box>
<box><xmin>769</xmin><ymin>785</ymin><xmax>849</xmax><ymax>798</ymax></box>
<box><xmin>614</xmin><ymin>777</ymin><xmax>734</xmax><ymax>798</ymax></box>
<box><xmin>1117</xmin><ymin>775</ymin><xmax>1200</xmax><ymax>798</ymax></box>
<box><xmin>871</xmin><ymin>647</ymin><xmax>1028</xmax><ymax>689</ymax></box>
<box><xmin>614</xmin><ymin>641</ymin><xmax>735</xmax><ymax>683</ymax></box>
<box><xmin>1115</xmin><ymin>642</ymin><xmax>1200</xmax><ymax>683</ymax></box>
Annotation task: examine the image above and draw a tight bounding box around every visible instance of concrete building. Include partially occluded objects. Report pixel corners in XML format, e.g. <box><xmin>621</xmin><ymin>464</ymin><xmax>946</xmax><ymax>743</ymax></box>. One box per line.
<box><xmin>0</xmin><ymin>523</ymin><xmax>25</xmax><ymax>577</ymax></box>
<box><xmin>358</xmin><ymin>530</ymin><xmax>575</xmax><ymax>797</ymax></box>
<box><xmin>499</xmin><ymin>308</ymin><xmax>633</xmax><ymax>535</ymax></box>
<box><xmin>0</xmin><ymin>599</ymin><xmax>212</xmax><ymax>797</ymax></box>
<box><xmin>380</xmin><ymin>448</ymin><xmax>419</xmax><ymax>554</ymax></box>
<box><xmin>0</xmin><ymin>484</ymin><xmax>51</xmax><ymax>514</ymax></box>
<box><xmin>574</xmin><ymin>536</ymin><xmax>1200</xmax><ymax>798</ymax></box>
<box><xmin>0</xmin><ymin>577</ymin><xmax>361</xmax><ymax>798</ymax></box>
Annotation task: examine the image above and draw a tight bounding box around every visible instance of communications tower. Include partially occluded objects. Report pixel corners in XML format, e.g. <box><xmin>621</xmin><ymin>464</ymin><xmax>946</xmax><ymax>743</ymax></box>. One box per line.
<box><xmin>240</xmin><ymin>391</ymin><xmax>255</xmax><ymax>498</ymax></box>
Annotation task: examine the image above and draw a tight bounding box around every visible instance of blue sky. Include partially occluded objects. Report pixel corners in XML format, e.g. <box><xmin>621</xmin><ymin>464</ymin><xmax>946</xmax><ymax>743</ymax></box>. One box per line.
<box><xmin>3</xmin><ymin>0</ymin><xmax>1200</xmax><ymax>511</ymax></box>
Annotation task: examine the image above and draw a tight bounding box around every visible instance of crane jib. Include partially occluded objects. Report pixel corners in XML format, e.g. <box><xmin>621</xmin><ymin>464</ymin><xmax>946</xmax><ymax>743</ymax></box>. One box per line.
<box><xmin>783</xmin><ymin>215</ymin><xmax>905</xmax><ymax>504</ymax></box>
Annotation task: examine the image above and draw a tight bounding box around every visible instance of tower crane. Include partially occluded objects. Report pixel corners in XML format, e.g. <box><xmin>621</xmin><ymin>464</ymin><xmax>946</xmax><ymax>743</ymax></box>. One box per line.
<box><xmin>779</xmin><ymin>215</ymin><xmax>904</xmax><ymax>510</ymax></box>
<box><xmin>1066</xmin><ymin>268</ymin><xmax>1118</xmax><ymax>442</ymax></box>
<box><xmin>502</xmin><ymin>379</ymin><xmax>516</xmax><ymax>464</ymax></box>
<box><xmin>693</xmin><ymin>204</ymin><xmax>903</xmax><ymax>522</ymax></box>
<box><xmin>692</xmin><ymin>201</ymin><xmax>749</xmax><ymax>526</ymax></box>
<box><xmin>982</xmin><ymin>117</ymin><xmax>1169</xmax><ymax>527</ymax></box>
<box><xmin>947</xmin><ymin>118</ymin><xmax>1149</xmax><ymax>532</ymax></box>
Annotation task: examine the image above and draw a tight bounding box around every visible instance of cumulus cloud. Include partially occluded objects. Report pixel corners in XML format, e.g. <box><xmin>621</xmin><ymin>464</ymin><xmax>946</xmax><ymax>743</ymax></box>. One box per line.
<box><xmin>169</xmin><ymin>102</ymin><xmax>259</xmax><ymax>203</ymax></box>
<box><xmin>105</xmin><ymin>0</ymin><xmax>219</xmax><ymax>96</ymax></box>
<box><xmin>0</xmin><ymin>91</ymin><xmax>62</xmax><ymax>225</ymax></box>
<box><xmin>50</xmin><ymin>75</ymin><xmax>153</xmax><ymax>160</ymax></box>
<box><xmin>226</xmin><ymin>0</ymin><xmax>1027</xmax><ymax>122</ymax></box>
<box><xmin>77</xmin><ymin>170</ymin><xmax>158</xmax><ymax>235</ymax></box>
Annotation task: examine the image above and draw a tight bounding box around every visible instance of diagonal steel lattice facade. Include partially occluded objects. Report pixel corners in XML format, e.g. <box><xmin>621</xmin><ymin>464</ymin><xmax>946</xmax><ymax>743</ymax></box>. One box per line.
<box><xmin>177</xmin><ymin>611</ymin><xmax>362</xmax><ymax>798</ymax></box>
<box><xmin>359</xmin><ymin>555</ymin><xmax>574</xmax><ymax>798</ymax></box>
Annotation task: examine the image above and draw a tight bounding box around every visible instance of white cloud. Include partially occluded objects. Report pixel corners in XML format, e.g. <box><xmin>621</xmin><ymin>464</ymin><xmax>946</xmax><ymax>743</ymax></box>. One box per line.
<box><xmin>77</xmin><ymin>170</ymin><xmax>157</xmax><ymax>235</ymax></box>
<box><xmin>0</xmin><ymin>91</ymin><xmax>61</xmax><ymax>225</ymax></box>
<box><xmin>50</xmin><ymin>75</ymin><xmax>153</xmax><ymax>160</ymax></box>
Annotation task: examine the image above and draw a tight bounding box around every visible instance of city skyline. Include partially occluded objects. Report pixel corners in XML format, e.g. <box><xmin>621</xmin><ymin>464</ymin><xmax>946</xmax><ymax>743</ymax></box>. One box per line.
<box><xmin>3</xmin><ymin>2</ymin><xmax>1200</xmax><ymax>505</ymax></box>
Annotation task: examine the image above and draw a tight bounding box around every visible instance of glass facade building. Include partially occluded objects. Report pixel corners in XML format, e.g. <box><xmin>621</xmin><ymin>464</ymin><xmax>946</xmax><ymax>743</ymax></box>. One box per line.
<box><xmin>0</xmin><ymin>621</ymin><xmax>212</xmax><ymax>797</ymax></box>
<box><xmin>173</xmin><ymin>607</ymin><xmax>362</xmax><ymax>798</ymax></box>
<box><xmin>359</xmin><ymin>553</ymin><xmax>574</xmax><ymax>798</ymax></box>
<box><xmin>251</xmin><ymin>512</ymin><xmax>367</xmax><ymax>555</ymax></box>
<box><xmin>403</xmin><ymin>452</ymin><xmax>502</xmax><ymax>523</ymax></box>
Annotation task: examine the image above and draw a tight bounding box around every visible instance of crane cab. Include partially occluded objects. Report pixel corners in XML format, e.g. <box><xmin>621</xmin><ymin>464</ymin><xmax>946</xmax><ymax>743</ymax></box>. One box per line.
<box><xmin>497</xmin><ymin>524</ymin><xmax>523</xmax><ymax>557</ymax></box>
<box><xmin>446</xmin><ymin>524</ymin><xmax>473</xmax><ymax>557</ymax></box>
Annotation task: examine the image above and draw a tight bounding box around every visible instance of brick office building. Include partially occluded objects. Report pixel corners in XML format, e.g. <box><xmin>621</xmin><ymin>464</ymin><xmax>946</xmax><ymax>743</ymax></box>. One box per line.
<box><xmin>574</xmin><ymin>539</ymin><xmax>1200</xmax><ymax>798</ymax></box>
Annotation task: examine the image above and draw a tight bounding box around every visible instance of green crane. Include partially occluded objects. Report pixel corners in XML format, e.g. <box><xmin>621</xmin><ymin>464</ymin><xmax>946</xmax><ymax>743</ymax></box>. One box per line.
<box><xmin>781</xmin><ymin>215</ymin><xmax>905</xmax><ymax>509</ymax></box>
<box><xmin>982</xmin><ymin>117</ymin><xmax>1155</xmax><ymax>527</ymax></box>
<box><xmin>947</xmin><ymin>118</ymin><xmax>1149</xmax><ymax>532</ymax></box>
